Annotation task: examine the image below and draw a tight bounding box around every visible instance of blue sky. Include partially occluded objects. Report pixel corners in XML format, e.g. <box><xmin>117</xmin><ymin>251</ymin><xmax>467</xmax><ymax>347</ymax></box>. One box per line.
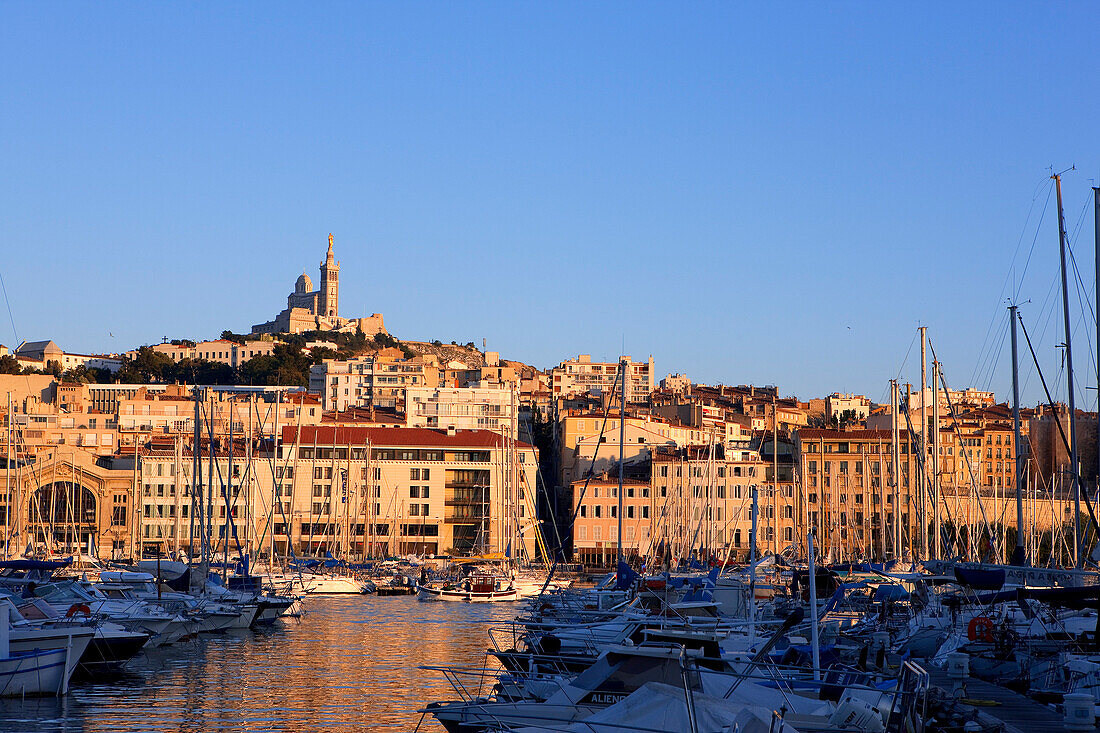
<box><xmin>1</xmin><ymin>3</ymin><xmax>1098</xmax><ymax>407</ymax></box>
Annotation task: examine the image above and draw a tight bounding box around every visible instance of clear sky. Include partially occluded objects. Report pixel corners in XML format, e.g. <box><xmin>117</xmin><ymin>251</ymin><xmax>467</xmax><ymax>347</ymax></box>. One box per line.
<box><xmin>2</xmin><ymin>3</ymin><xmax>1098</xmax><ymax>407</ymax></box>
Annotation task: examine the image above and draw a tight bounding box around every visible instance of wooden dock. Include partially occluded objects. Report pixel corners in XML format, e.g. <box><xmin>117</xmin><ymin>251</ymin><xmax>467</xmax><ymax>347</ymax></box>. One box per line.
<box><xmin>927</xmin><ymin>667</ymin><xmax>1098</xmax><ymax>732</ymax></box>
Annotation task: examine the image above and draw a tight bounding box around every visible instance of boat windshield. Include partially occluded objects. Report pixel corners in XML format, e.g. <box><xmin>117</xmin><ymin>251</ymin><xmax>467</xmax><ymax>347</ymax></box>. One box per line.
<box><xmin>33</xmin><ymin>581</ymin><xmax>97</xmax><ymax>603</ymax></box>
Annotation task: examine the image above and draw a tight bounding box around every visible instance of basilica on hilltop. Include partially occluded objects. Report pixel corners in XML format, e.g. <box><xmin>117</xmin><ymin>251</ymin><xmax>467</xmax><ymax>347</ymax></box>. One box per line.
<box><xmin>251</xmin><ymin>234</ymin><xmax>385</xmax><ymax>336</ymax></box>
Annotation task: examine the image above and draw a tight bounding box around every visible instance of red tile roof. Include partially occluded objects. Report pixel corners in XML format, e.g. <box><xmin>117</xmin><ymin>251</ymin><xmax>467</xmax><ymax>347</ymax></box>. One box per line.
<box><xmin>797</xmin><ymin>428</ymin><xmax>913</xmax><ymax>440</ymax></box>
<box><xmin>280</xmin><ymin>425</ymin><xmax>532</xmax><ymax>449</ymax></box>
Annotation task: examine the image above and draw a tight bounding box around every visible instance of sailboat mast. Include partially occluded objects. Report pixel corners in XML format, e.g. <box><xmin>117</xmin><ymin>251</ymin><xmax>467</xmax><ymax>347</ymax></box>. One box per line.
<box><xmin>890</xmin><ymin>380</ymin><xmax>901</xmax><ymax>559</ymax></box>
<box><xmin>190</xmin><ymin>387</ymin><xmax>201</xmax><ymax>560</ymax></box>
<box><xmin>1095</xmin><ymin>186</ymin><xmax>1100</xmax><ymax>551</ymax></box>
<box><xmin>617</xmin><ymin>357</ymin><xmax>626</xmax><ymax>567</ymax></box>
<box><xmin>772</xmin><ymin>394</ymin><xmax>779</xmax><ymax>558</ymax></box>
<box><xmin>919</xmin><ymin>327</ymin><xmax>928</xmax><ymax>560</ymax></box>
<box><xmin>1054</xmin><ymin>173</ymin><xmax>1082</xmax><ymax>568</ymax></box>
<box><xmin>931</xmin><ymin>361</ymin><xmax>940</xmax><ymax>560</ymax></box>
<box><xmin>1010</xmin><ymin>305</ymin><xmax>1026</xmax><ymax>565</ymax></box>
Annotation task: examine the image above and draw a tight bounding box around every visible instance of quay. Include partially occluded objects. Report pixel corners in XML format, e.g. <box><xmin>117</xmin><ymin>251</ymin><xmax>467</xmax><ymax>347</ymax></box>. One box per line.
<box><xmin>927</xmin><ymin>667</ymin><xmax>1097</xmax><ymax>733</ymax></box>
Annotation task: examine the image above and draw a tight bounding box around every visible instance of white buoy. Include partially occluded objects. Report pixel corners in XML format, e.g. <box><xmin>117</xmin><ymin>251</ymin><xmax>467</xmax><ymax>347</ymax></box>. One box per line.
<box><xmin>1063</xmin><ymin>692</ymin><xmax>1096</xmax><ymax>731</ymax></box>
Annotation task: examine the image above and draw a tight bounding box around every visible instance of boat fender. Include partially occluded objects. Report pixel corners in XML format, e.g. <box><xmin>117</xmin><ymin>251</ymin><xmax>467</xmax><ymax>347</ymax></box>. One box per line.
<box><xmin>967</xmin><ymin>616</ymin><xmax>995</xmax><ymax>643</ymax></box>
<box><xmin>66</xmin><ymin>603</ymin><xmax>92</xmax><ymax>617</ymax></box>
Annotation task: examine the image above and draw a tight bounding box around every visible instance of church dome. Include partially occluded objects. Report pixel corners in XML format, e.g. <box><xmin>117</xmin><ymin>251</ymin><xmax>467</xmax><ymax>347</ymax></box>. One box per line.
<box><xmin>295</xmin><ymin>272</ymin><xmax>313</xmax><ymax>294</ymax></box>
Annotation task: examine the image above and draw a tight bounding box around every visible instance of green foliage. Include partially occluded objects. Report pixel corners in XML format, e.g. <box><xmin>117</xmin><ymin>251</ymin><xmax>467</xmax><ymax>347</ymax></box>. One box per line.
<box><xmin>220</xmin><ymin>330</ymin><xmax>250</xmax><ymax>344</ymax></box>
<box><xmin>829</xmin><ymin>409</ymin><xmax>860</xmax><ymax>429</ymax></box>
<box><xmin>116</xmin><ymin>347</ymin><xmax>174</xmax><ymax>384</ymax></box>
<box><xmin>59</xmin><ymin>365</ymin><xmax>110</xmax><ymax>384</ymax></box>
<box><xmin>0</xmin><ymin>355</ymin><xmax>21</xmax><ymax>375</ymax></box>
<box><xmin>113</xmin><ymin>329</ymin><xmax>417</xmax><ymax>388</ymax></box>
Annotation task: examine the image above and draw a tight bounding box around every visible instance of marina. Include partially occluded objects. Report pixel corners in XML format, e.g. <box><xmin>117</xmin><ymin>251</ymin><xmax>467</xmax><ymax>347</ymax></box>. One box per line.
<box><xmin>4</xmin><ymin>3</ymin><xmax>1100</xmax><ymax>732</ymax></box>
<box><xmin>0</xmin><ymin>595</ymin><xmax>513</xmax><ymax>733</ymax></box>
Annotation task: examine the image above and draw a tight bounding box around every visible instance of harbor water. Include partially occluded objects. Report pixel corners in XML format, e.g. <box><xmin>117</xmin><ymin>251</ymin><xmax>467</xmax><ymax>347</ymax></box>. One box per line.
<box><xmin>0</xmin><ymin>596</ymin><xmax>515</xmax><ymax>733</ymax></box>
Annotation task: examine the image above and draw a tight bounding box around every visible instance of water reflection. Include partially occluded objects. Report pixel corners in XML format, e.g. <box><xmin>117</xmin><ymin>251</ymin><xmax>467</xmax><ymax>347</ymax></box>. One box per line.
<box><xmin>0</xmin><ymin>596</ymin><xmax>516</xmax><ymax>732</ymax></box>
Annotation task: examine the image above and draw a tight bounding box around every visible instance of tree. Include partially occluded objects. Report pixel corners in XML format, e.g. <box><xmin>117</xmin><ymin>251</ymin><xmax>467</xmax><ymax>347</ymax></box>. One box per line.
<box><xmin>829</xmin><ymin>409</ymin><xmax>860</xmax><ymax>429</ymax></box>
<box><xmin>0</xmin><ymin>355</ymin><xmax>21</xmax><ymax>375</ymax></box>
<box><xmin>117</xmin><ymin>347</ymin><xmax>174</xmax><ymax>383</ymax></box>
<box><xmin>60</xmin><ymin>365</ymin><xmax>109</xmax><ymax>384</ymax></box>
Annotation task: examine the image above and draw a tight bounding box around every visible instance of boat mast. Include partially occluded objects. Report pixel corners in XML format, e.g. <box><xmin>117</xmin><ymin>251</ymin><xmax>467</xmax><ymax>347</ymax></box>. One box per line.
<box><xmin>931</xmin><ymin>360</ymin><xmax>941</xmax><ymax>560</ymax></box>
<box><xmin>4</xmin><ymin>393</ymin><xmax>10</xmax><ymax>558</ymax></box>
<box><xmin>225</xmin><ymin>395</ymin><xmax>233</xmax><ymax>582</ymax></box>
<box><xmin>1010</xmin><ymin>305</ymin><xmax>1026</xmax><ymax>565</ymax></box>
<box><xmin>190</xmin><ymin>387</ymin><xmax>201</xmax><ymax>561</ymax></box>
<box><xmin>1095</xmin><ymin>185</ymin><xmax>1100</xmax><ymax>561</ymax></box>
<box><xmin>1054</xmin><ymin>172</ymin><xmax>1082</xmax><ymax>568</ymax></box>
<box><xmin>919</xmin><ymin>327</ymin><xmax>928</xmax><ymax>560</ymax></box>
<box><xmin>890</xmin><ymin>380</ymin><xmax>901</xmax><ymax>559</ymax></box>
<box><xmin>617</xmin><ymin>356</ymin><xmax>626</xmax><ymax>568</ymax></box>
<box><xmin>772</xmin><ymin>394</ymin><xmax>779</xmax><ymax>558</ymax></box>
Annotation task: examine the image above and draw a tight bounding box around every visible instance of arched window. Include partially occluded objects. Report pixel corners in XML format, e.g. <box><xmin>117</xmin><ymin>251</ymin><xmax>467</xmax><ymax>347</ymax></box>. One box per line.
<box><xmin>31</xmin><ymin>482</ymin><xmax>97</xmax><ymax>525</ymax></box>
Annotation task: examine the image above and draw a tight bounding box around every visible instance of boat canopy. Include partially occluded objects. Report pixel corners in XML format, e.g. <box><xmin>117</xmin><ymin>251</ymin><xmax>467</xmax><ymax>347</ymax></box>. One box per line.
<box><xmin>953</xmin><ymin>566</ymin><xmax>1006</xmax><ymax>591</ymax></box>
<box><xmin>0</xmin><ymin>558</ymin><xmax>72</xmax><ymax>571</ymax></box>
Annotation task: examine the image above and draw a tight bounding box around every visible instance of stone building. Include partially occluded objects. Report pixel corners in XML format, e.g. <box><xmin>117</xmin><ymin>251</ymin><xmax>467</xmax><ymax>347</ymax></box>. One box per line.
<box><xmin>251</xmin><ymin>234</ymin><xmax>386</xmax><ymax>336</ymax></box>
<box><xmin>1</xmin><ymin>449</ymin><xmax>137</xmax><ymax>559</ymax></box>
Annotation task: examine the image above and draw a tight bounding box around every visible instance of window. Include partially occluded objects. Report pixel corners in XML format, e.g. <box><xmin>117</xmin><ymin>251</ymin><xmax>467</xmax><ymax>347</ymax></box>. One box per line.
<box><xmin>422</xmin><ymin>468</ymin><xmax>430</xmax><ymax>480</ymax></box>
<box><xmin>422</xmin><ymin>503</ymin><xmax>429</xmax><ymax>516</ymax></box>
<box><xmin>410</xmin><ymin>468</ymin><xmax>420</xmax><ymax>480</ymax></box>
<box><xmin>410</xmin><ymin>487</ymin><xmax>420</xmax><ymax>498</ymax></box>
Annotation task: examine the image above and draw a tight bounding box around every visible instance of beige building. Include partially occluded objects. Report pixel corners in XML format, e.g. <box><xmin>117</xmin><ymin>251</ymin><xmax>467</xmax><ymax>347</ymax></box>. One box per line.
<box><xmin>405</xmin><ymin>385</ymin><xmax>516</xmax><ymax>432</ymax></box>
<box><xmin>659</xmin><ymin>373</ymin><xmax>692</xmax><ymax>393</ymax></box>
<box><xmin>134</xmin><ymin>425</ymin><xmax>539</xmax><ymax>559</ymax></box>
<box><xmin>570</xmin><ymin>445</ymin><xmax>768</xmax><ymax>566</ymax></box>
<box><xmin>310</xmin><ymin>352</ymin><xmax>441</xmax><ymax>411</ymax></box>
<box><xmin>825</xmin><ymin>393</ymin><xmax>872</xmax><ymax>421</ymax></box>
<box><xmin>798</xmin><ymin>428</ymin><xmax>921</xmax><ymax>560</ymax></box>
<box><xmin>14</xmin><ymin>340</ymin><xmax>122</xmax><ymax>374</ymax></box>
<box><xmin>551</xmin><ymin>354</ymin><xmax>654</xmax><ymax>404</ymax></box>
<box><xmin>1</xmin><ymin>449</ymin><xmax>137</xmax><ymax>559</ymax></box>
<box><xmin>150</xmin><ymin>339</ymin><xmax>279</xmax><ymax>368</ymax></box>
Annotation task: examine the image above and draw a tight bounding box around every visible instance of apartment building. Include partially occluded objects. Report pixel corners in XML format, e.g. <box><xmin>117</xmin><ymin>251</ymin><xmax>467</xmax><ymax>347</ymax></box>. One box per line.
<box><xmin>309</xmin><ymin>352</ymin><xmax>441</xmax><ymax>411</ymax></box>
<box><xmin>797</xmin><ymin>428</ymin><xmax>921</xmax><ymax>560</ymax></box>
<box><xmin>825</xmin><ymin>393</ymin><xmax>871</xmax><ymax>421</ymax></box>
<box><xmin>557</xmin><ymin>410</ymin><xmax>722</xmax><ymax>487</ymax></box>
<box><xmin>14</xmin><ymin>340</ymin><xmax>122</xmax><ymax>373</ymax></box>
<box><xmin>570</xmin><ymin>445</ymin><xmax>767</xmax><ymax>566</ymax></box>
<box><xmin>405</xmin><ymin>385</ymin><xmax>516</xmax><ymax>432</ymax></box>
<box><xmin>150</xmin><ymin>339</ymin><xmax>278</xmax><ymax>368</ymax></box>
<box><xmin>550</xmin><ymin>354</ymin><xmax>654</xmax><ymax>404</ymax></box>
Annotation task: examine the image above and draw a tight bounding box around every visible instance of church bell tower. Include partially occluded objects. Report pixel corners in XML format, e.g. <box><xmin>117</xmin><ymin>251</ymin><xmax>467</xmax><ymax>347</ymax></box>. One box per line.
<box><xmin>319</xmin><ymin>233</ymin><xmax>339</xmax><ymax>317</ymax></box>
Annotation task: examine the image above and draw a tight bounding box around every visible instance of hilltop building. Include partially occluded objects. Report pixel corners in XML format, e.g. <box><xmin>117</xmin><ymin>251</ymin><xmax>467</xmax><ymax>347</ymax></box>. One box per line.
<box><xmin>251</xmin><ymin>234</ymin><xmax>385</xmax><ymax>336</ymax></box>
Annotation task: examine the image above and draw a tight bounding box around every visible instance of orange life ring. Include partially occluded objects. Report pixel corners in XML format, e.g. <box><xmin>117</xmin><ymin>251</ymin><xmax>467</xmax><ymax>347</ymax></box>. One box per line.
<box><xmin>65</xmin><ymin>603</ymin><xmax>92</xmax><ymax>618</ymax></box>
<box><xmin>967</xmin><ymin>615</ymin><xmax>995</xmax><ymax>643</ymax></box>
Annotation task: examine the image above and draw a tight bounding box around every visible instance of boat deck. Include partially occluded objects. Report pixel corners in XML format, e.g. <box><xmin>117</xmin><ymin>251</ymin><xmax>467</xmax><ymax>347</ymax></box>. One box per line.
<box><xmin>927</xmin><ymin>667</ymin><xmax>1098</xmax><ymax>732</ymax></box>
